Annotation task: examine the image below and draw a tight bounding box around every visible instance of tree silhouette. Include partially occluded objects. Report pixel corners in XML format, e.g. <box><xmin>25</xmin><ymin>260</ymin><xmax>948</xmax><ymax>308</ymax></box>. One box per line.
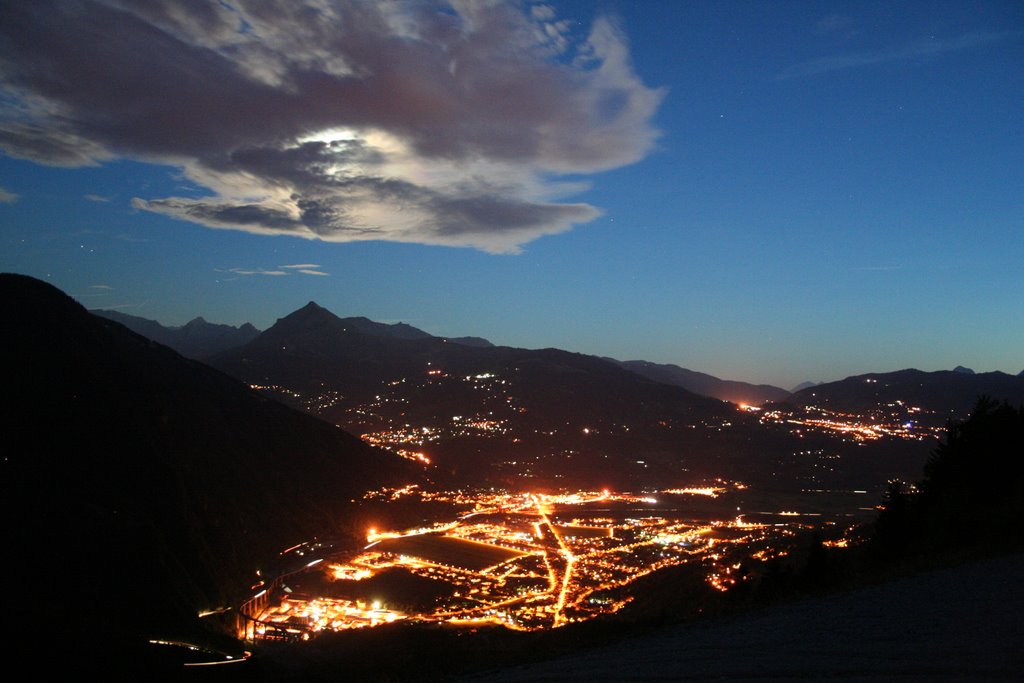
<box><xmin>871</xmin><ymin>479</ymin><xmax>913</xmax><ymax>557</ymax></box>
<box><xmin>871</xmin><ymin>398</ymin><xmax>1024</xmax><ymax>559</ymax></box>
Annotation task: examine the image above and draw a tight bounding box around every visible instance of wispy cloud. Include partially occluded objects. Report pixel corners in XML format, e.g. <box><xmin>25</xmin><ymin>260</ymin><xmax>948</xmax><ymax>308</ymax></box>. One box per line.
<box><xmin>280</xmin><ymin>263</ymin><xmax>329</xmax><ymax>276</ymax></box>
<box><xmin>219</xmin><ymin>264</ymin><xmax>329</xmax><ymax>277</ymax></box>
<box><xmin>779</xmin><ymin>30</ymin><xmax>1019</xmax><ymax>80</ymax></box>
<box><xmin>84</xmin><ymin>193</ymin><xmax>111</xmax><ymax>202</ymax></box>
<box><xmin>225</xmin><ymin>267</ymin><xmax>287</xmax><ymax>277</ymax></box>
<box><xmin>90</xmin><ymin>284</ymin><xmax>113</xmax><ymax>289</ymax></box>
<box><xmin>0</xmin><ymin>1</ymin><xmax>664</xmax><ymax>253</ymax></box>
<box><xmin>0</xmin><ymin>185</ymin><xmax>18</xmax><ymax>203</ymax></box>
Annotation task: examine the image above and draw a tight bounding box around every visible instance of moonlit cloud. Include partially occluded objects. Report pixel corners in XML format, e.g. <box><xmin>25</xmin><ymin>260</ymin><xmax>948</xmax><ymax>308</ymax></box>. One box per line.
<box><xmin>0</xmin><ymin>186</ymin><xmax>18</xmax><ymax>203</ymax></box>
<box><xmin>778</xmin><ymin>30</ymin><xmax>1020</xmax><ymax>79</ymax></box>
<box><xmin>0</xmin><ymin>1</ymin><xmax>663</xmax><ymax>253</ymax></box>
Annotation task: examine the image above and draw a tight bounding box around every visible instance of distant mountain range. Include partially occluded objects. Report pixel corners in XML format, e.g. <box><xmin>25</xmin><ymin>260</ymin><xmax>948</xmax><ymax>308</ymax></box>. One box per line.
<box><xmin>88</xmin><ymin>306</ymin><xmax>1024</xmax><ymax>410</ymax></box>
<box><xmin>78</xmin><ymin>300</ymin><xmax>1015</xmax><ymax>488</ymax></box>
<box><xmin>92</xmin><ymin>306</ymin><xmax>787</xmax><ymax>404</ymax></box>
<box><xmin>83</xmin><ymin>298</ymin><xmax>1014</xmax><ymax>488</ymax></box>
<box><xmin>207</xmin><ymin>301</ymin><xmax>751</xmax><ymax>487</ymax></box>
<box><xmin>3</xmin><ymin>274</ymin><xmax>412</xmax><ymax>665</ymax></box>
<box><xmin>202</xmin><ymin>300</ymin><xmax>938</xmax><ymax>492</ymax></box>
<box><xmin>606</xmin><ymin>359</ymin><xmax>791</xmax><ymax>406</ymax></box>
<box><xmin>91</xmin><ymin>304</ymin><xmax>810</xmax><ymax>486</ymax></box>
<box><xmin>780</xmin><ymin>368</ymin><xmax>1024</xmax><ymax>418</ymax></box>
<box><xmin>94</xmin><ymin>308</ymin><xmax>260</xmax><ymax>359</ymax></box>
<box><xmin>94</xmin><ymin>308</ymin><xmax>495</xmax><ymax>358</ymax></box>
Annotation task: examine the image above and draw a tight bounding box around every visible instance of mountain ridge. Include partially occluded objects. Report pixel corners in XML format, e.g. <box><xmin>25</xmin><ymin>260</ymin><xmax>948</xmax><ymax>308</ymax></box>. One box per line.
<box><xmin>93</xmin><ymin>306</ymin><xmax>786</xmax><ymax>405</ymax></box>
<box><xmin>94</xmin><ymin>307</ymin><xmax>260</xmax><ymax>359</ymax></box>
<box><xmin>95</xmin><ymin>304</ymin><xmax>497</xmax><ymax>358</ymax></box>
<box><xmin>209</xmin><ymin>301</ymin><xmax>751</xmax><ymax>488</ymax></box>
<box><xmin>780</xmin><ymin>368</ymin><xmax>1024</xmax><ymax>417</ymax></box>
<box><xmin>606</xmin><ymin>358</ymin><xmax>790</xmax><ymax>406</ymax></box>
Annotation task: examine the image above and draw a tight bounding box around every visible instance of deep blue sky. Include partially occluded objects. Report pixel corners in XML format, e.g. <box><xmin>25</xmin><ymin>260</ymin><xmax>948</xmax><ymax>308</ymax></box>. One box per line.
<box><xmin>2</xmin><ymin>1</ymin><xmax>1022</xmax><ymax>388</ymax></box>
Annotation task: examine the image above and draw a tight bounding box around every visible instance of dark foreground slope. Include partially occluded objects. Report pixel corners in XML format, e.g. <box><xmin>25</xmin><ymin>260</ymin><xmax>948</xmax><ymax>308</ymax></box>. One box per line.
<box><xmin>472</xmin><ymin>553</ymin><xmax>1024</xmax><ymax>681</ymax></box>
<box><xmin>0</xmin><ymin>274</ymin><xmax>411</xmax><ymax>666</ymax></box>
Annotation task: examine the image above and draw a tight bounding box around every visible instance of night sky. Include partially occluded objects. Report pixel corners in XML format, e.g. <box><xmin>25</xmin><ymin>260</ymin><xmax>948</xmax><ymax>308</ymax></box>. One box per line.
<box><xmin>1</xmin><ymin>1</ymin><xmax>1021</xmax><ymax>389</ymax></box>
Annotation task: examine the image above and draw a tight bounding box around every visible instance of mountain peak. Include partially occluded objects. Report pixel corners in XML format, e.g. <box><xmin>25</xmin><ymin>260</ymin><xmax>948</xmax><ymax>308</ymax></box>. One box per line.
<box><xmin>263</xmin><ymin>301</ymin><xmax>346</xmax><ymax>340</ymax></box>
<box><xmin>288</xmin><ymin>301</ymin><xmax>337</xmax><ymax>320</ymax></box>
<box><xmin>953</xmin><ymin>365</ymin><xmax>976</xmax><ymax>375</ymax></box>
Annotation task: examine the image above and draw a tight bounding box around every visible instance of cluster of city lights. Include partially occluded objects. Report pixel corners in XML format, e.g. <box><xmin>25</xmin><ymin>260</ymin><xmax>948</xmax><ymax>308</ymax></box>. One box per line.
<box><xmin>759</xmin><ymin>403</ymin><xmax>946</xmax><ymax>442</ymax></box>
<box><xmin>243</xmin><ymin>488</ymin><xmax>831</xmax><ymax>639</ymax></box>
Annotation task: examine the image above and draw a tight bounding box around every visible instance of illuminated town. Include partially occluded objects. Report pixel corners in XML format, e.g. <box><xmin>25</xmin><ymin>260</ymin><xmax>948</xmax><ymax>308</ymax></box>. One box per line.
<box><xmin>238</xmin><ymin>368</ymin><xmax>948</xmax><ymax>643</ymax></box>
<box><xmin>258</xmin><ymin>366</ymin><xmax>947</xmax><ymax>463</ymax></box>
<box><xmin>240</xmin><ymin>484</ymin><xmax>859</xmax><ymax>641</ymax></box>
<box><xmin>752</xmin><ymin>398</ymin><xmax>949</xmax><ymax>443</ymax></box>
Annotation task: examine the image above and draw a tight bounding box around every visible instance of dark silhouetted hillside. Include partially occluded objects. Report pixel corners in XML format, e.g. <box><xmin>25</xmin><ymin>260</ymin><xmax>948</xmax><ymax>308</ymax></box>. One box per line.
<box><xmin>1</xmin><ymin>274</ymin><xmax>413</xmax><ymax>668</ymax></box>
<box><xmin>207</xmin><ymin>301</ymin><xmax>935</xmax><ymax>492</ymax></box>
<box><xmin>212</xmin><ymin>303</ymin><xmax>731</xmax><ymax>423</ymax></box>
<box><xmin>209</xmin><ymin>302</ymin><xmax>774</xmax><ymax>488</ymax></box>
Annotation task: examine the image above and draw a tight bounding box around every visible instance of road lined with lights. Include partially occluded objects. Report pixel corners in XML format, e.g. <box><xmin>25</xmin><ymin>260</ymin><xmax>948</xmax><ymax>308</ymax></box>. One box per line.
<box><xmin>242</xmin><ymin>485</ymin><xmax>848</xmax><ymax>638</ymax></box>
